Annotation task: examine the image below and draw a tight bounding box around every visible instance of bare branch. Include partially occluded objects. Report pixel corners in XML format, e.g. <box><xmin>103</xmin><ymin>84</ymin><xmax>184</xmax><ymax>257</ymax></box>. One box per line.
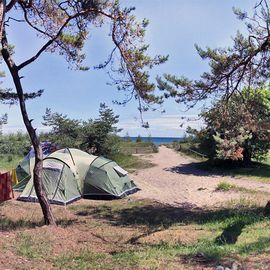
<box><xmin>17</xmin><ymin>18</ymin><xmax>71</xmax><ymax>70</ymax></box>
<box><xmin>6</xmin><ymin>0</ymin><xmax>17</xmax><ymax>12</ymax></box>
<box><xmin>6</xmin><ymin>16</ymin><xmax>24</xmax><ymax>23</ymax></box>
<box><xmin>17</xmin><ymin>5</ymin><xmax>115</xmax><ymax>70</ymax></box>
<box><xmin>255</xmin><ymin>0</ymin><xmax>264</xmax><ymax>9</ymax></box>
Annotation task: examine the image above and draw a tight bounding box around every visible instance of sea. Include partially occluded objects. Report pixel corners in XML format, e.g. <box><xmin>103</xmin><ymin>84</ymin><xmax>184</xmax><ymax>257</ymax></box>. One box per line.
<box><xmin>127</xmin><ymin>137</ymin><xmax>183</xmax><ymax>145</ymax></box>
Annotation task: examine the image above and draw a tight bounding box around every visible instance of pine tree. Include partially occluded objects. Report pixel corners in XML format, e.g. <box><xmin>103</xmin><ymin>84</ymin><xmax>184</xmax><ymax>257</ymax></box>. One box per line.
<box><xmin>0</xmin><ymin>0</ymin><xmax>167</xmax><ymax>225</ymax></box>
<box><xmin>157</xmin><ymin>1</ymin><xmax>270</xmax><ymax>106</ymax></box>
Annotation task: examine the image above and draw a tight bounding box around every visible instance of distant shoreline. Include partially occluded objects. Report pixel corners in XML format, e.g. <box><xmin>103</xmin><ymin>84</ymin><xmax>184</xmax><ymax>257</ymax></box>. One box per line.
<box><xmin>122</xmin><ymin>136</ymin><xmax>184</xmax><ymax>145</ymax></box>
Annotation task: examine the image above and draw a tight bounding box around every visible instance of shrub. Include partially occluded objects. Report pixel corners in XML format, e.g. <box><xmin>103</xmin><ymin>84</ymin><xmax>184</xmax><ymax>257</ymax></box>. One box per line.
<box><xmin>216</xmin><ymin>181</ymin><xmax>236</xmax><ymax>191</ymax></box>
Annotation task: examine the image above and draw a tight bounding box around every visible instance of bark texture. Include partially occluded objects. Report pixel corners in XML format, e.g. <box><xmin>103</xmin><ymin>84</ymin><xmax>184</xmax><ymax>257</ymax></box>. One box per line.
<box><xmin>1</xmin><ymin>28</ymin><xmax>55</xmax><ymax>225</ymax></box>
<box><xmin>0</xmin><ymin>0</ymin><xmax>6</xmax><ymax>41</ymax></box>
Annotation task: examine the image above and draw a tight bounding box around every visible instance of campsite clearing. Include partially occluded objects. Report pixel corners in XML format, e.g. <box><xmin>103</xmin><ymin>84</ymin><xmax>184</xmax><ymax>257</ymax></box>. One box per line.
<box><xmin>1</xmin><ymin>195</ymin><xmax>270</xmax><ymax>269</ymax></box>
<box><xmin>1</xmin><ymin>146</ymin><xmax>270</xmax><ymax>269</ymax></box>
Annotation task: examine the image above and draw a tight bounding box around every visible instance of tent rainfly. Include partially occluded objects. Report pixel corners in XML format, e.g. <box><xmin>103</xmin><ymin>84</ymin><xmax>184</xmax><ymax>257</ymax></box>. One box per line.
<box><xmin>17</xmin><ymin>148</ymin><xmax>139</xmax><ymax>205</ymax></box>
<box><xmin>14</xmin><ymin>141</ymin><xmax>58</xmax><ymax>191</ymax></box>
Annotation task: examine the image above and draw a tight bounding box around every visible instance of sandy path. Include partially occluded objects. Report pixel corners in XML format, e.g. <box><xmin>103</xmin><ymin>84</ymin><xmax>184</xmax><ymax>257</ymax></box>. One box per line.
<box><xmin>130</xmin><ymin>146</ymin><xmax>270</xmax><ymax>207</ymax></box>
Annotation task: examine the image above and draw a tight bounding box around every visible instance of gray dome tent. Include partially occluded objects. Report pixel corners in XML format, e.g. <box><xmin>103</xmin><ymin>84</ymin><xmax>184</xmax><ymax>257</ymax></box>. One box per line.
<box><xmin>18</xmin><ymin>148</ymin><xmax>139</xmax><ymax>205</ymax></box>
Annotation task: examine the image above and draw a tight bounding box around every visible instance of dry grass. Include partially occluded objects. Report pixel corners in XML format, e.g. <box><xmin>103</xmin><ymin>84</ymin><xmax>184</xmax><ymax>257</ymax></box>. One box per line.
<box><xmin>1</xmin><ymin>195</ymin><xmax>270</xmax><ymax>270</ymax></box>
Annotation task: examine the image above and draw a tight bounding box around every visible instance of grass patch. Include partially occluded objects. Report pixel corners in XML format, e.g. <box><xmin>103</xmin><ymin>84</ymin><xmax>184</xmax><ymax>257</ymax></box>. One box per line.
<box><xmin>264</xmin><ymin>151</ymin><xmax>270</xmax><ymax>165</ymax></box>
<box><xmin>70</xmin><ymin>199</ymin><xmax>270</xmax><ymax>264</ymax></box>
<box><xmin>0</xmin><ymin>154</ymin><xmax>23</xmax><ymax>171</ymax></box>
<box><xmin>24</xmin><ymin>224</ymin><xmax>270</xmax><ymax>269</ymax></box>
<box><xmin>2</xmin><ymin>198</ymin><xmax>270</xmax><ymax>268</ymax></box>
<box><xmin>171</xmin><ymin>141</ymin><xmax>207</xmax><ymax>161</ymax></box>
<box><xmin>112</xmin><ymin>246</ymin><xmax>178</xmax><ymax>269</ymax></box>
<box><xmin>174</xmin><ymin>144</ymin><xmax>270</xmax><ymax>182</ymax></box>
<box><xmin>71</xmin><ymin>199</ymin><xmax>266</xmax><ymax>232</ymax></box>
<box><xmin>16</xmin><ymin>232</ymin><xmax>52</xmax><ymax>260</ymax></box>
<box><xmin>54</xmin><ymin>247</ymin><xmax>170</xmax><ymax>270</ymax></box>
<box><xmin>53</xmin><ymin>242</ymin><xmax>228</xmax><ymax>269</ymax></box>
<box><xmin>109</xmin><ymin>153</ymin><xmax>155</xmax><ymax>172</ymax></box>
<box><xmin>216</xmin><ymin>181</ymin><xmax>236</xmax><ymax>191</ymax></box>
<box><xmin>197</xmin><ymin>160</ymin><xmax>270</xmax><ymax>182</ymax></box>
<box><xmin>54</xmin><ymin>251</ymin><xmax>112</xmax><ymax>270</ymax></box>
<box><xmin>215</xmin><ymin>181</ymin><xmax>270</xmax><ymax>196</ymax></box>
<box><xmin>16</xmin><ymin>233</ymin><xmax>36</xmax><ymax>259</ymax></box>
<box><xmin>69</xmin><ymin>199</ymin><xmax>149</xmax><ymax>216</ymax></box>
<box><xmin>117</xmin><ymin>141</ymin><xmax>158</xmax><ymax>155</ymax></box>
<box><xmin>0</xmin><ymin>217</ymin><xmax>41</xmax><ymax>231</ymax></box>
<box><xmin>230</xmin><ymin>163</ymin><xmax>270</xmax><ymax>182</ymax></box>
<box><xmin>106</xmin><ymin>215</ymin><xmax>270</xmax><ymax>265</ymax></box>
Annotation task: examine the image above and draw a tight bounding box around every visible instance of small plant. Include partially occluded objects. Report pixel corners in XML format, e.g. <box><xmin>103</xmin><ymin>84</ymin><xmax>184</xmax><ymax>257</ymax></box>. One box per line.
<box><xmin>152</xmin><ymin>144</ymin><xmax>158</xmax><ymax>153</ymax></box>
<box><xmin>16</xmin><ymin>233</ymin><xmax>35</xmax><ymax>259</ymax></box>
<box><xmin>109</xmin><ymin>153</ymin><xmax>154</xmax><ymax>172</ymax></box>
<box><xmin>16</xmin><ymin>232</ymin><xmax>52</xmax><ymax>260</ymax></box>
<box><xmin>54</xmin><ymin>250</ymin><xmax>115</xmax><ymax>270</ymax></box>
<box><xmin>136</xmin><ymin>135</ymin><xmax>142</xmax><ymax>143</ymax></box>
<box><xmin>216</xmin><ymin>181</ymin><xmax>236</xmax><ymax>191</ymax></box>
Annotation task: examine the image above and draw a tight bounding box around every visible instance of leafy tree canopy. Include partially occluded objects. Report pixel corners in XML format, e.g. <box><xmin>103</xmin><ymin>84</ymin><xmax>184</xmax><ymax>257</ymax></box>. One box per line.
<box><xmin>0</xmin><ymin>0</ymin><xmax>168</xmax><ymax>224</ymax></box>
<box><xmin>0</xmin><ymin>131</ymin><xmax>30</xmax><ymax>155</ymax></box>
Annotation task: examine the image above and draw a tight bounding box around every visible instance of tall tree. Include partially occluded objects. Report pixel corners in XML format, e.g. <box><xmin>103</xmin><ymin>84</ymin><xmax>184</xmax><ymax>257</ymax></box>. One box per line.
<box><xmin>42</xmin><ymin>103</ymin><xmax>120</xmax><ymax>155</ymax></box>
<box><xmin>80</xmin><ymin>103</ymin><xmax>121</xmax><ymax>155</ymax></box>
<box><xmin>0</xmin><ymin>112</ymin><xmax>7</xmax><ymax>130</ymax></box>
<box><xmin>42</xmin><ymin>108</ymin><xmax>83</xmax><ymax>149</ymax></box>
<box><xmin>157</xmin><ymin>0</ymin><xmax>270</xmax><ymax>106</ymax></box>
<box><xmin>0</xmin><ymin>0</ymin><xmax>167</xmax><ymax>224</ymax></box>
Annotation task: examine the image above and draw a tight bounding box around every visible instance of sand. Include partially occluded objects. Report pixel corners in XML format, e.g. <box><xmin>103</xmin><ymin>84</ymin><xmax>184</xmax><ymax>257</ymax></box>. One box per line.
<box><xmin>130</xmin><ymin>145</ymin><xmax>270</xmax><ymax>207</ymax></box>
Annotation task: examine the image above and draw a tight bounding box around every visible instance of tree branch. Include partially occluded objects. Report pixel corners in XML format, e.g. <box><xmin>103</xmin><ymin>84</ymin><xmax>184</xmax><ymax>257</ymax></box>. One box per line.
<box><xmin>6</xmin><ymin>0</ymin><xmax>17</xmax><ymax>12</ymax></box>
<box><xmin>17</xmin><ymin>7</ymin><xmax>115</xmax><ymax>70</ymax></box>
<box><xmin>6</xmin><ymin>16</ymin><xmax>24</xmax><ymax>23</ymax></box>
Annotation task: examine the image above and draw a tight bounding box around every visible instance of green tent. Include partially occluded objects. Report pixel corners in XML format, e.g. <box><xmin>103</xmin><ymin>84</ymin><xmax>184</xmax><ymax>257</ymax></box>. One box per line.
<box><xmin>18</xmin><ymin>148</ymin><xmax>139</xmax><ymax>204</ymax></box>
<box><xmin>14</xmin><ymin>157</ymin><xmax>34</xmax><ymax>192</ymax></box>
<box><xmin>14</xmin><ymin>141</ymin><xmax>58</xmax><ymax>191</ymax></box>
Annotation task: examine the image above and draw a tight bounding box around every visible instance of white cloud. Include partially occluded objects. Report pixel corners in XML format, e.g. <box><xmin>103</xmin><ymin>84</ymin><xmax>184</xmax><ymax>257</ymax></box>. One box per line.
<box><xmin>2</xmin><ymin>115</ymin><xmax>204</xmax><ymax>138</ymax></box>
<box><xmin>2</xmin><ymin>125</ymin><xmax>50</xmax><ymax>134</ymax></box>
<box><xmin>117</xmin><ymin>115</ymin><xmax>205</xmax><ymax>137</ymax></box>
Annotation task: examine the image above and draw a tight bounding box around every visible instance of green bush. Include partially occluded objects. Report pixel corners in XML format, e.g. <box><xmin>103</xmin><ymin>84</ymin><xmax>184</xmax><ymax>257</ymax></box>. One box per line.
<box><xmin>117</xmin><ymin>141</ymin><xmax>158</xmax><ymax>155</ymax></box>
<box><xmin>136</xmin><ymin>135</ymin><xmax>142</xmax><ymax>143</ymax></box>
<box><xmin>216</xmin><ymin>181</ymin><xmax>236</xmax><ymax>191</ymax></box>
<box><xmin>0</xmin><ymin>132</ymin><xmax>31</xmax><ymax>156</ymax></box>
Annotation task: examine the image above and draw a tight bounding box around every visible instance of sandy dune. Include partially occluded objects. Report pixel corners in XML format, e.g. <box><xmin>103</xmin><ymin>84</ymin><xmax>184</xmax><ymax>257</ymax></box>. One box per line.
<box><xmin>130</xmin><ymin>146</ymin><xmax>270</xmax><ymax>207</ymax></box>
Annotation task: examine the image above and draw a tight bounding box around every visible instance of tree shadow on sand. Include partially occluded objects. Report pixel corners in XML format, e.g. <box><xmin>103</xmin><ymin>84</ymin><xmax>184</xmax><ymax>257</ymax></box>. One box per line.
<box><xmin>0</xmin><ymin>216</ymin><xmax>79</xmax><ymax>231</ymax></box>
<box><xmin>164</xmin><ymin>160</ymin><xmax>270</xmax><ymax>179</ymax></box>
<box><xmin>74</xmin><ymin>202</ymin><xmax>269</xmax><ymax>265</ymax></box>
<box><xmin>164</xmin><ymin>162</ymin><xmax>220</xmax><ymax>177</ymax></box>
<box><xmin>0</xmin><ymin>217</ymin><xmax>42</xmax><ymax>231</ymax></box>
<box><xmin>75</xmin><ymin>201</ymin><xmax>265</xmax><ymax>239</ymax></box>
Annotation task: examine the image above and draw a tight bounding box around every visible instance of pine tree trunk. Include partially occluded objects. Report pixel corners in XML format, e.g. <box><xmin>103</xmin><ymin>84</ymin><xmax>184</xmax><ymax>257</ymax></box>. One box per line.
<box><xmin>1</xmin><ymin>28</ymin><xmax>56</xmax><ymax>225</ymax></box>
<box><xmin>0</xmin><ymin>1</ymin><xmax>5</xmax><ymax>41</ymax></box>
<box><xmin>32</xmin><ymin>145</ymin><xmax>55</xmax><ymax>225</ymax></box>
<box><xmin>264</xmin><ymin>201</ymin><xmax>270</xmax><ymax>216</ymax></box>
<box><xmin>243</xmin><ymin>147</ymin><xmax>252</xmax><ymax>167</ymax></box>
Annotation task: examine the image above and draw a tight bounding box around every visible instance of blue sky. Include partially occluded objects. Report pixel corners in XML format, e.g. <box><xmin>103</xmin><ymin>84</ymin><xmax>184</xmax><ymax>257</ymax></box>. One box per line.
<box><xmin>1</xmin><ymin>0</ymin><xmax>255</xmax><ymax>137</ymax></box>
